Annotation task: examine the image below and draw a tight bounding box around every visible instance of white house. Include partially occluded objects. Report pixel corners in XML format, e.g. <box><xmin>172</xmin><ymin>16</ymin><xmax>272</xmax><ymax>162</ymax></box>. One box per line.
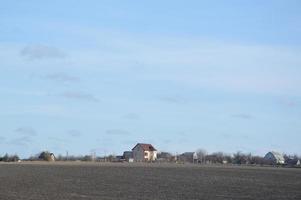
<box><xmin>264</xmin><ymin>151</ymin><xmax>285</xmax><ymax>165</ymax></box>
<box><xmin>132</xmin><ymin>143</ymin><xmax>157</xmax><ymax>162</ymax></box>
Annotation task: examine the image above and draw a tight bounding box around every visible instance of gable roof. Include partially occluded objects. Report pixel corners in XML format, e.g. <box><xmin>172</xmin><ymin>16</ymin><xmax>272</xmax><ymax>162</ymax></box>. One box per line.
<box><xmin>265</xmin><ymin>151</ymin><xmax>285</xmax><ymax>162</ymax></box>
<box><xmin>132</xmin><ymin>143</ymin><xmax>157</xmax><ymax>151</ymax></box>
<box><xmin>180</xmin><ymin>152</ymin><xmax>198</xmax><ymax>159</ymax></box>
<box><xmin>181</xmin><ymin>152</ymin><xmax>196</xmax><ymax>156</ymax></box>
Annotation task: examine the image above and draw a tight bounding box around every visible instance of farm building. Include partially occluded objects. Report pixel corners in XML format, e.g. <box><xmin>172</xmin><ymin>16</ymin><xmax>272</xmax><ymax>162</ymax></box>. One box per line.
<box><xmin>49</xmin><ymin>153</ymin><xmax>55</xmax><ymax>161</ymax></box>
<box><xmin>39</xmin><ymin>151</ymin><xmax>55</xmax><ymax>162</ymax></box>
<box><xmin>132</xmin><ymin>143</ymin><xmax>157</xmax><ymax>162</ymax></box>
<box><xmin>264</xmin><ymin>151</ymin><xmax>285</xmax><ymax>165</ymax></box>
<box><xmin>179</xmin><ymin>152</ymin><xmax>198</xmax><ymax>163</ymax></box>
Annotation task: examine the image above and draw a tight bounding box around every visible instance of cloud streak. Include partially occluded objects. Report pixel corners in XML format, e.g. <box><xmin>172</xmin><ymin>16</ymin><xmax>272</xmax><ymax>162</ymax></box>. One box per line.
<box><xmin>231</xmin><ymin>114</ymin><xmax>254</xmax><ymax>120</ymax></box>
<box><xmin>14</xmin><ymin>127</ymin><xmax>37</xmax><ymax>136</ymax></box>
<box><xmin>122</xmin><ymin>113</ymin><xmax>140</xmax><ymax>120</ymax></box>
<box><xmin>45</xmin><ymin>73</ymin><xmax>80</xmax><ymax>83</ymax></box>
<box><xmin>20</xmin><ymin>44</ymin><xmax>66</xmax><ymax>60</ymax></box>
<box><xmin>57</xmin><ymin>91</ymin><xmax>99</xmax><ymax>102</ymax></box>
<box><xmin>0</xmin><ymin>136</ymin><xmax>6</xmax><ymax>143</ymax></box>
<box><xmin>8</xmin><ymin>136</ymin><xmax>33</xmax><ymax>147</ymax></box>
<box><xmin>280</xmin><ymin>98</ymin><xmax>298</xmax><ymax>108</ymax></box>
<box><xmin>158</xmin><ymin>96</ymin><xmax>186</xmax><ymax>104</ymax></box>
<box><xmin>67</xmin><ymin>129</ymin><xmax>82</xmax><ymax>137</ymax></box>
<box><xmin>106</xmin><ymin>129</ymin><xmax>131</xmax><ymax>136</ymax></box>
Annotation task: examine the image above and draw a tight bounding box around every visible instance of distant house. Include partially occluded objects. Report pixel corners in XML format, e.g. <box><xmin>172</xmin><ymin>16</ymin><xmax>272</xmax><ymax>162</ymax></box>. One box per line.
<box><xmin>113</xmin><ymin>155</ymin><xmax>126</xmax><ymax>162</ymax></box>
<box><xmin>157</xmin><ymin>152</ymin><xmax>173</xmax><ymax>162</ymax></box>
<box><xmin>132</xmin><ymin>143</ymin><xmax>157</xmax><ymax>162</ymax></box>
<box><xmin>179</xmin><ymin>152</ymin><xmax>198</xmax><ymax>163</ymax></box>
<box><xmin>123</xmin><ymin>151</ymin><xmax>133</xmax><ymax>162</ymax></box>
<box><xmin>264</xmin><ymin>151</ymin><xmax>285</xmax><ymax>165</ymax></box>
<box><xmin>285</xmin><ymin>157</ymin><xmax>301</xmax><ymax>167</ymax></box>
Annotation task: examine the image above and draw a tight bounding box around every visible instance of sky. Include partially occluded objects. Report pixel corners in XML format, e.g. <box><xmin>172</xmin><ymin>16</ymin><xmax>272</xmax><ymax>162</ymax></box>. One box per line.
<box><xmin>0</xmin><ymin>0</ymin><xmax>301</xmax><ymax>158</ymax></box>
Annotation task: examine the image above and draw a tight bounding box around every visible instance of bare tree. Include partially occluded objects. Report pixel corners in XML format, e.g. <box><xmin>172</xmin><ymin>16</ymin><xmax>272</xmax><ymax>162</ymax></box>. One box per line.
<box><xmin>0</xmin><ymin>153</ymin><xmax>20</xmax><ymax>162</ymax></box>
<box><xmin>196</xmin><ymin>149</ymin><xmax>207</xmax><ymax>164</ymax></box>
<box><xmin>233</xmin><ymin>151</ymin><xmax>247</xmax><ymax>164</ymax></box>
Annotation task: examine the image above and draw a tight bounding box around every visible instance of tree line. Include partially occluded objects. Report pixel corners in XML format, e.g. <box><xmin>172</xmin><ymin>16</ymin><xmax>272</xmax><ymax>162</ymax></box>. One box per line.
<box><xmin>158</xmin><ymin>149</ymin><xmax>301</xmax><ymax>166</ymax></box>
<box><xmin>1</xmin><ymin>150</ymin><xmax>300</xmax><ymax>166</ymax></box>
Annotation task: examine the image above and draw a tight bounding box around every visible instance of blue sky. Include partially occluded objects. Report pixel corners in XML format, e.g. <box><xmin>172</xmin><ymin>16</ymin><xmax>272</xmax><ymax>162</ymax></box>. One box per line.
<box><xmin>1</xmin><ymin>0</ymin><xmax>301</xmax><ymax>158</ymax></box>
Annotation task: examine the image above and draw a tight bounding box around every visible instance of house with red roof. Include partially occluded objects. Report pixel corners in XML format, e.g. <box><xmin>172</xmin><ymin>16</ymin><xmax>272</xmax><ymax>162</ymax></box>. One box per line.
<box><xmin>132</xmin><ymin>143</ymin><xmax>157</xmax><ymax>162</ymax></box>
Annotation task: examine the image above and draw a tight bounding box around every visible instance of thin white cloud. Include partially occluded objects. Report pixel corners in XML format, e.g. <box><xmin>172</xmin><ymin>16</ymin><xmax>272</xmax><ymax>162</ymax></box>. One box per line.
<box><xmin>1</xmin><ymin>25</ymin><xmax>301</xmax><ymax>96</ymax></box>
<box><xmin>67</xmin><ymin>32</ymin><xmax>301</xmax><ymax>95</ymax></box>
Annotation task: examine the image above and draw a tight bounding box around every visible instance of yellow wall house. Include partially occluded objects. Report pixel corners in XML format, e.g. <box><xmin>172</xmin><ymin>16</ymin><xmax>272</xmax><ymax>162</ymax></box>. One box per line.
<box><xmin>132</xmin><ymin>143</ymin><xmax>157</xmax><ymax>162</ymax></box>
